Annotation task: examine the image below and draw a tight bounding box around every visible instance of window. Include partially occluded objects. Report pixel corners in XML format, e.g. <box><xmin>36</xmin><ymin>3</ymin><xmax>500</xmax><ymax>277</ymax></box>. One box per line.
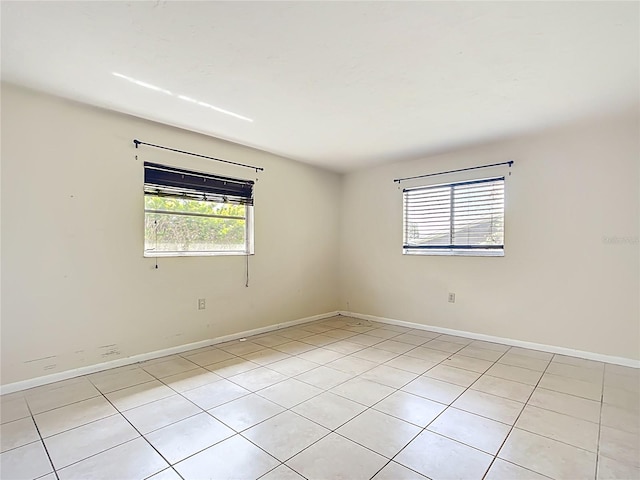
<box><xmin>144</xmin><ymin>162</ymin><xmax>254</xmax><ymax>256</ymax></box>
<box><xmin>403</xmin><ymin>177</ymin><xmax>504</xmax><ymax>256</ymax></box>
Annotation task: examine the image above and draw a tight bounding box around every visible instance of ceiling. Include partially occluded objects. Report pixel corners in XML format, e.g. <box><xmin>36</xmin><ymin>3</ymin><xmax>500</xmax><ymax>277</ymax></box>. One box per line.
<box><xmin>1</xmin><ymin>2</ymin><xmax>638</xmax><ymax>172</ymax></box>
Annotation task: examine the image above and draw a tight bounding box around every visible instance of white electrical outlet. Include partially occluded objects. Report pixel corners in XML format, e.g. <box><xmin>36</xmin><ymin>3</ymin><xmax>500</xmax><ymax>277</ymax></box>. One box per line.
<box><xmin>198</xmin><ymin>298</ymin><xmax>206</xmax><ymax>310</ymax></box>
<box><xmin>448</xmin><ymin>293</ymin><xmax>456</xmax><ymax>303</ymax></box>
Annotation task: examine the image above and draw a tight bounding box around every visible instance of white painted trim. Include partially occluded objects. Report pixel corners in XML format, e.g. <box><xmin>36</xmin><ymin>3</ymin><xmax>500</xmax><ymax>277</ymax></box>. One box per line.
<box><xmin>0</xmin><ymin>311</ymin><xmax>340</xmax><ymax>395</ymax></box>
<box><xmin>339</xmin><ymin>311</ymin><xmax>640</xmax><ymax>368</ymax></box>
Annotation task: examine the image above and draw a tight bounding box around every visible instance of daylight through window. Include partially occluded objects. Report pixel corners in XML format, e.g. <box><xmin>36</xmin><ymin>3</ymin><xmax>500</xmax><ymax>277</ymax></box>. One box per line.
<box><xmin>144</xmin><ymin>162</ymin><xmax>254</xmax><ymax>256</ymax></box>
<box><xmin>403</xmin><ymin>177</ymin><xmax>504</xmax><ymax>256</ymax></box>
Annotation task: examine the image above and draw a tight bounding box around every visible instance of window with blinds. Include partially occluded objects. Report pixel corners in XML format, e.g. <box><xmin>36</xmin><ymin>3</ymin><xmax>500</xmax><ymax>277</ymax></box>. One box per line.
<box><xmin>143</xmin><ymin>162</ymin><xmax>254</xmax><ymax>256</ymax></box>
<box><xmin>403</xmin><ymin>177</ymin><xmax>505</xmax><ymax>256</ymax></box>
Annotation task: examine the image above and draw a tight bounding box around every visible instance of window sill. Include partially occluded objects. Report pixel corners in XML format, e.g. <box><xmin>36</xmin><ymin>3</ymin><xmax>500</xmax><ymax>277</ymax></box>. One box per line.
<box><xmin>144</xmin><ymin>251</ymin><xmax>254</xmax><ymax>258</ymax></box>
<box><xmin>403</xmin><ymin>249</ymin><xmax>504</xmax><ymax>257</ymax></box>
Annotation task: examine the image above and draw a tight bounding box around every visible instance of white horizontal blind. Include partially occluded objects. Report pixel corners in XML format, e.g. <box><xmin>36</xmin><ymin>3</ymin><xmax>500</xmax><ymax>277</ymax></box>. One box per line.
<box><xmin>403</xmin><ymin>177</ymin><xmax>504</xmax><ymax>252</ymax></box>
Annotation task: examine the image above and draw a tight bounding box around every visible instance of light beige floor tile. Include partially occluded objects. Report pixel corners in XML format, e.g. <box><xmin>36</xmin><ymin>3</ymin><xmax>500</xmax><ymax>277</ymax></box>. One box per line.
<box><xmin>469</xmin><ymin>340</ymin><xmax>510</xmax><ymax>352</ymax></box>
<box><xmin>88</xmin><ymin>367</ymin><xmax>155</xmax><ymax>394</ymax></box>
<box><xmin>437</xmin><ymin>334</ymin><xmax>472</xmax><ymax>345</ymax></box>
<box><xmin>277</xmin><ymin>328</ymin><xmax>316</xmax><ymax>340</ymax></box>
<box><xmin>301</xmin><ymin>334</ymin><xmax>339</xmax><ymax>347</ymax></box>
<box><xmin>142</xmin><ymin>357</ymin><xmax>199</xmax><ymax>378</ymax></box>
<box><xmin>57</xmin><ymin>437</ymin><xmax>167</xmax><ymax>479</ymax></box>
<box><xmin>300</xmin><ymin>323</ymin><xmax>334</xmax><ymax>334</ymax></box>
<box><xmin>292</xmin><ymin>391</ymin><xmax>366</xmax><ymax>429</ymax></box>
<box><xmin>181</xmin><ymin>379</ymin><xmax>249</xmax><ymax>410</ymax></box>
<box><xmin>243</xmin><ymin>410</ymin><xmax>329</xmax><ymax>461</ymax></box>
<box><xmin>251</xmin><ymin>334</ymin><xmax>291</xmax><ymax>348</ymax></box>
<box><xmin>372</xmin><ymin>461</ymin><xmax>429</xmax><ymax>480</ymax></box>
<box><xmin>546</xmin><ymin>362</ymin><xmax>604</xmax><ymax>384</ymax></box>
<box><xmin>605</xmin><ymin>371</ymin><xmax>640</xmax><ymax>393</ymax></box>
<box><xmin>35</xmin><ymin>395</ymin><xmax>117</xmax><ymax>437</ymax></box>
<box><xmin>208</xmin><ymin>393</ymin><xmax>284</xmax><ymax>431</ymax></box>
<box><xmin>402</xmin><ymin>376</ymin><xmax>465</xmax><ymax>405</ymax></box>
<box><xmin>367</xmin><ymin>328</ymin><xmax>403</xmax><ymax>339</ymax></box>
<box><xmin>603</xmin><ymin>384</ymin><xmax>640</xmax><ymax>413</ymax></box>
<box><xmin>105</xmin><ymin>379</ymin><xmax>175</xmax><ymax>411</ymax></box>
<box><xmin>406</xmin><ymin>329</ymin><xmax>440</xmax><ymax>339</ymax></box>
<box><xmin>506</xmin><ymin>348</ymin><xmax>552</xmax><ymax>361</ymax></box>
<box><xmin>146</xmin><ymin>412</ymin><xmax>234</xmax><ymax>464</ymax></box>
<box><xmin>599</xmin><ymin>425</ymin><xmax>640</xmax><ymax>468</ymax></box>
<box><xmin>396</xmin><ymin>430</ymin><xmax>493</xmax><ymax>480</ymax></box>
<box><xmin>322</xmin><ymin>329</ymin><xmax>358</xmax><ymax>340</ymax></box>
<box><xmin>218</xmin><ymin>340</ymin><xmax>265</xmax><ymax>356</ymax></box>
<box><xmin>424</xmin><ymin>364</ymin><xmax>481</xmax><ymax>387</ymax></box>
<box><xmin>0</xmin><ymin>441</ymin><xmax>53</xmax><ymax>480</ymax></box>
<box><xmin>423</xmin><ymin>339</ymin><xmax>465</xmax><ymax>354</ymax></box>
<box><xmin>538</xmin><ymin>373</ymin><xmax>602</xmax><ymax>401</ymax></box>
<box><xmin>428</xmin><ymin>407</ymin><xmax>511</xmax><ymax>454</ymax></box>
<box><xmin>331</xmin><ymin>377</ymin><xmax>395</xmax><ymax>406</ymax></box>
<box><xmin>44</xmin><ymin>414</ymin><xmax>138</xmax><ymax>469</ymax></box>
<box><xmin>360</xmin><ymin>365</ymin><xmax>418</xmax><ymax>389</ymax></box>
<box><xmin>552</xmin><ymin>355</ymin><xmax>604</xmax><ymax>370</ymax></box>
<box><xmin>484</xmin><ymin>459</ymin><xmax>551</xmax><ymax>480</ymax></box>
<box><xmin>25</xmin><ymin>378</ymin><xmax>100</xmax><ymax>414</ymax></box>
<box><xmin>457</xmin><ymin>345</ymin><xmax>504</xmax><ymax>362</ymax></box>
<box><xmin>147</xmin><ymin>468</ymin><xmax>183</xmax><ymax>480</ymax></box>
<box><xmin>266</xmin><ymin>357</ymin><xmax>319</xmax><ymax>377</ymax></box>
<box><xmin>260</xmin><ymin>465</ymin><xmax>305</xmax><ymax>480</ymax></box>
<box><xmin>498</xmin><ymin>428</ymin><xmax>596</xmax><ymax>479</ymax></box>
<box><xmin>337</xmin><ymin>408</ymin><xmax>421</xmax><ymax>458</ymax></box>
<box><xmin>528</xmin><ymin>387</ymin><xmax>601</xmax><ymax>423</ymax></box>
<box><xmin>605</xmin><ymin>364</ymin><xmax>639</xmax><ymax>377</ymax></box>
<box><xmin>384</xmin><ymin>355</ymin><xmax>436</xmax><ymax>375</ymax></box>
<box><xmin>403</xmin><ymin>346</ymin><xmax>450</xmax><ymax>363</ymax></box>
<box><xmin>351</xmin><ymin>347</ymin><xmax>399</xmax><ymax>364</ymax></box>
<box><xmin>257</xmin><ymin>378</ymin><xmax>323</xmax><ymax>408</ymax></box>
<box><xmin>140</xmin><ymin>355</ymin><xmax>181</xmax><ymax>367</ymax></box>
<box><xmin>272</xmin><ymin>340</ymin><xmax>316</xmax><ymax>355</ymax></box>
<box><xmin>374</xmin><ymin>340</ymin><xmax>416</xmax><ymax>354</ymax></box>
<box><xmin>486</xmin><ymin>363</ymin><xmax>543</xmax><ymax>386</ymax></box>
<box><xmin>516</xmin><ymin>405</ymin><xmax>599</xmax><ymax>452</ymax></box>
<box><xmin>373</xmin><ymin>390</ymin><xmax>446</xmax><ymax>427</ymax></box>
<box><xmin>348</xmin><ymin>333</ymin><xmax>386</xmax><ymax>347</ymax></box>
<box><xmin>287</xmin><ymin>432</ymin><xmax>387</xmax><ymax>480</ymax></box>
<box><xmin>597</xmin><ymin>454</ymin><xmax>640</xmax><ymax>480</ymax></box>
<box><xmin>393</xmin><ymin>333</ymin><xmax>431</xmax><ymax>346</ymax></box>
<box><xmin>601</xmin><ymin>402</ymin><xmax>640</xmax><ymax>434</ymax></box>
<box><xmin>327</xmin><ymin>356</ymin><xmax>378</xmax><ymax>375</ymax></box>
<box><xmin>161</xmin><ymin>368</ymin><xmax>221</xmax><ymax>393</ymax></box>
<box><xmin>443</xmin><ymin>355</ymin><xmax>494</xmax><ymax>373</ymax></box>
<box><xmin>323</xmin><ymin>340</ymin><xmax>365</xmax><ymax>355</ymax></box>
<box><xmin>471</xmin><ymin>375</ymin><xmax>535</xmax><ymax>402</ymax></box>
<box><xmin>38</xmin><ymin>474</ymin><xmax>58</xmax><ymax>480</ymax></box>
<box><xmin>122</xmin><ymin>394</ymin><xmax>200</xmax><ymax>434</ymax></box>
<box><xmin>297</xmin><ymin>348</ymin><xmax>344</xmax><ymax>364</ymax></box>
<box><xmin>241</xmin><ymin>348</ymin><xmax>291</xmax><ymax>366</ymax></box>
<box><xmin>294</xmin><ymin>365</ymin><xmax>354</xmax><ymax>390</ymax></box>
<box><xmin>205</xmin><ymin>357</ymin><xmax>260</xmax><ymax>378</ymax></box>
<box><xmin>0</xmin><ymin>416</ymin><xmax>39</xmax><ymax>453</ymax></box>
<box><xmin>452</xmin><ymin>389</ymin><xmax>524</xmax><ymax>425</ymax></box>
<box><xmin>182</xmin><ymin>348</ymin><xmax>235</xmax><ymax>367</ymax></box>
<box><xmin>0</xmin><ymin>396</ymin><xmax>31</xmax><ymax>424</ymax></box>
<box><xmin>498</xmin><ymin>353</ymin><xmax>549</xmax><ymax>372</ymax></box>
<box><xmin>227</xmin><ymin>367</ymin><xmax>288</xmax><ymax>391</ymax></box>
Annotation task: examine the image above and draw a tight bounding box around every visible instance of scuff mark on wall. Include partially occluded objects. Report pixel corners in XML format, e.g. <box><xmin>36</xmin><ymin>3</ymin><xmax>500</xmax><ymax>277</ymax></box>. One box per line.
<box><xmin>23</xmin><ymin>355</ymin><xmax>56</xmax><ymax>364</ymax></box>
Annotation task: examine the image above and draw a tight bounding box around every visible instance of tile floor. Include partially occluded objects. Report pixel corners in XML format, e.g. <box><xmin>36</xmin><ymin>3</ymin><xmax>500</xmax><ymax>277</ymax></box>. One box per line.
<box><xmin>1</xmin><ymin>316</ymin><xmax>639</xmax><ymax>480</ymax></box>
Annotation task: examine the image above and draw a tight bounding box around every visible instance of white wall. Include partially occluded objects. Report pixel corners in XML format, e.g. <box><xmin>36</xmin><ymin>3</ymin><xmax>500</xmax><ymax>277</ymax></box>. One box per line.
<box><xmin>340</xmin><ymin>112</ymin><xmax>640</xmax><ymax>360</ymax></box>
<box><xmin>1</xmin><ymin>83</ymin><xmax>341</xmax><ymax>384</ymax></box>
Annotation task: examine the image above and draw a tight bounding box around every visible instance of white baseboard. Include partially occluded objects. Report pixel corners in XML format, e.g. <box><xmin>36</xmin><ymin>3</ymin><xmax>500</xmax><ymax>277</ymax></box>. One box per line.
<box><xmin>0</xmin><ymin>311</ymin><xmax>340</xmax><ymax>395</ymax></box>
<box><xmin>339</xmin><ymin>311</ymin><xmax>640</xmax><ymax>369</ymax></box>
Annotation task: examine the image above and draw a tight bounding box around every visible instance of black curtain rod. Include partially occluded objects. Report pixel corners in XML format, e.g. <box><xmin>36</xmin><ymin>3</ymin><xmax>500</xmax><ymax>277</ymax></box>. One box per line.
<box><xmin>393</xmin><ymin>161</ymin><xmax>513</xmax><ymax>184</ymax></box>
<box><xmin>134</xmin><ymin>139</ymin><xmax>264</xmax><ymax>172</ymax></box>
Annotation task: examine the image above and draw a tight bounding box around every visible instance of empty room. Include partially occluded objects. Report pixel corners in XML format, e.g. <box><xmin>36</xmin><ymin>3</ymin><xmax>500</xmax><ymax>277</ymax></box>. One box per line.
<box><xmin>1</xmin><ymin>2</ymin><xmax>638</xmax><ymax>480</ymax></box>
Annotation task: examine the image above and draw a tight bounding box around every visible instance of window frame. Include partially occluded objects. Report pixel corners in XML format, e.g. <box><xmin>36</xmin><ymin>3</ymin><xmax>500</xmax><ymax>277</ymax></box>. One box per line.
<box><xmin>402</xmin><ymin>176</ymin><xmax>505</xmax><ymax>257</ymax></box>
<box><xmin>143</xmin><ymin>162</ymin><xmax>255</xmax><ymax>258</ymax></box>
